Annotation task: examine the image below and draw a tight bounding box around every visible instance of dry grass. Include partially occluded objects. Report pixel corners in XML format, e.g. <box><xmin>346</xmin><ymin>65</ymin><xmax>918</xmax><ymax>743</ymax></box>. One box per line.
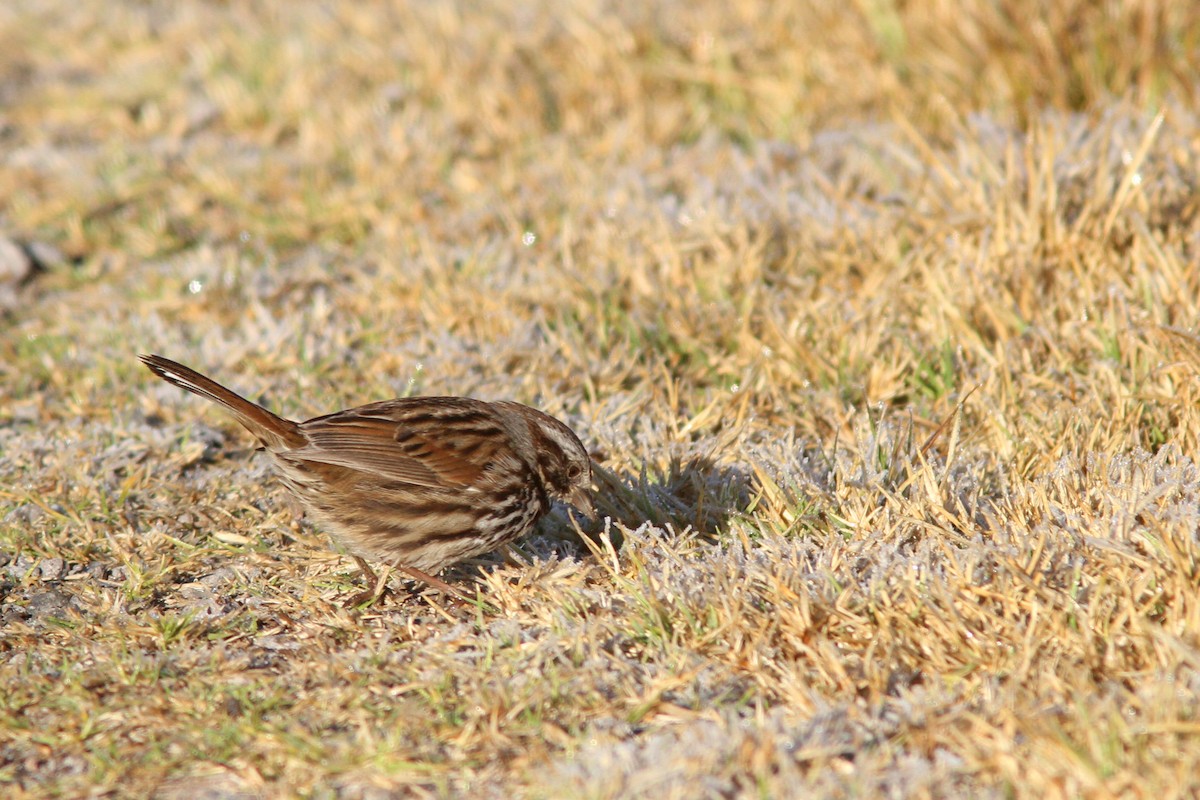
<box><xmin>3</xmin><ymin>1</ymin><xmax>1200</xmax><ymax>797</ymax></box>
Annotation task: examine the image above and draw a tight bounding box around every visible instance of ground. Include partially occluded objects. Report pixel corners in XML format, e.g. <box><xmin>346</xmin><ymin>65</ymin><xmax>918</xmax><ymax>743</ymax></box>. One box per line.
<box><xmin>3</xmin><ymin>1</ymin><xmax>1200</xmax><ymax>798</ymax></box>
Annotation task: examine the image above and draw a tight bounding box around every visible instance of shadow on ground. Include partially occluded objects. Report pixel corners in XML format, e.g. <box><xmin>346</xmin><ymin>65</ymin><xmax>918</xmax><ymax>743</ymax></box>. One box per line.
<box><xmin>542</xmin><ymin>454</ymin><xmax>756</xmax><ymax>557</ymax></box>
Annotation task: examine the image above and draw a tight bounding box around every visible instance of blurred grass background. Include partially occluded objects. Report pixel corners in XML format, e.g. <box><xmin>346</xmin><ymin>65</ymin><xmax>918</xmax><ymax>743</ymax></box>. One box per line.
<box><xmin>3</xmin><ymin>1</ymin><xmax>1200</xmax><ymax>797</ymax></box>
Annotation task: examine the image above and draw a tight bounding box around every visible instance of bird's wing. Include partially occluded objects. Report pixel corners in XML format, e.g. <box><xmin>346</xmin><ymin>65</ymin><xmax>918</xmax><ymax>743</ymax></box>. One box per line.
<box><xmin>281</xmin><ymin>409</ymin><xmax>509</xmax><ymax>489</ymax></box>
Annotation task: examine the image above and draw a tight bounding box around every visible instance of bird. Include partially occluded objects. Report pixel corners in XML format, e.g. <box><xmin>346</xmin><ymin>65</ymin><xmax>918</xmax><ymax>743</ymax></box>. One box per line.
<box><xmin>139</xmin><ymin>354</ymin><xmax>594</xmax><ymax>603</ymax></box>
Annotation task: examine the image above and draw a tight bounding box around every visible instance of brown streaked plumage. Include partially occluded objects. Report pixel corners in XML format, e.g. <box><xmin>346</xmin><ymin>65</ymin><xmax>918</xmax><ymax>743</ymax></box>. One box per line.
<box><xmin>139</xmin><ymin>354</ymin><xmax>594</xmax><ymax>599</ymax></box>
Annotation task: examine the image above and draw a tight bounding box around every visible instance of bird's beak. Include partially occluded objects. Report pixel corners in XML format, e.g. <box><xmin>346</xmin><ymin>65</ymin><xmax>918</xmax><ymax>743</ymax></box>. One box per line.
<box><xmin>567</xmin><ymin>485</ymin><xmax>596</xmax><ymax>520</ymax></box>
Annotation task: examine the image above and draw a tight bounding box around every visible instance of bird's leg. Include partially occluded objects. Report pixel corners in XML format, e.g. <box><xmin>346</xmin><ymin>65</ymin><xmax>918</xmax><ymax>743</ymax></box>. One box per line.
<box><xmin>345</xmin><ymin>556</ymin><xmax>475</xmax><ymax>606</ymax></box>
<box><xmin>396</xmin><ymin>564</ymin><xmax>477</xmax><ymax>604</ymax></box>
<box><xmin>343</xmin><ymin>556</ymin><xmax>393</xmax><ymax>608</ymax></box>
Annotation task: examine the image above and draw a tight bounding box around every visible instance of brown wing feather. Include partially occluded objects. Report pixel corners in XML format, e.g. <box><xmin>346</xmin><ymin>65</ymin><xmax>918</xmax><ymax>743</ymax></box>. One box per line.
<box><xmin>285</xmin><ymin>411</ymin><xmax>507</xmax><ymax>488</ymax></box>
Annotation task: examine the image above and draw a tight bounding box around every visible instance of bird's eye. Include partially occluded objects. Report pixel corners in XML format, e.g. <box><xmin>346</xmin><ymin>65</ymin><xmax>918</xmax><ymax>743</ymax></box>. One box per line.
<box><xmin>567</xmin><ymin>464</ymin><xmax>582</xmax><ymax>480</ymax></box>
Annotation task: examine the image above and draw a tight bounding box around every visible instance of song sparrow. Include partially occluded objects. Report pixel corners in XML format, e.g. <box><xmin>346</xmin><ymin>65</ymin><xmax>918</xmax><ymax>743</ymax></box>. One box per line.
<box><xmin>139</xmin><ymin>354</ymin><xmax>594</xmax><ymax>600</ymax></box>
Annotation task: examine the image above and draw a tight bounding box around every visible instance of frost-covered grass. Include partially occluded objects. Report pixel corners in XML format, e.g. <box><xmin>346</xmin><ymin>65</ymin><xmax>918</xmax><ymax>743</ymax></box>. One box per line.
<box><xmin>3</xmin><ymin>2</ymin><xmax>1200</xmax><ymax>797</ymax></box>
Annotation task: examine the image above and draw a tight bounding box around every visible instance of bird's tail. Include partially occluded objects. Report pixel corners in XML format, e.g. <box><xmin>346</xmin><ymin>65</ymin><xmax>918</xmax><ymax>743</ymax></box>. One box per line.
<box><xmin>139</xmin><ymin>354</ymin><xmax>305</xmax><ymax>449</ymax></box>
